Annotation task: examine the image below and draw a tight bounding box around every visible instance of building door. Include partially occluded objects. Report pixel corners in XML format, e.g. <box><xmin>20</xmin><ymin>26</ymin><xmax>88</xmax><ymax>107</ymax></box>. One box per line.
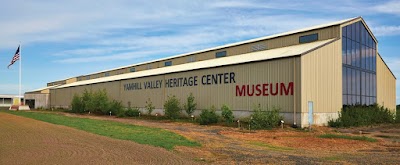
<box><xmin>26</xmin><ymin>99</ymin><xmax>35</xmax><ymax>109</ymax></box>
<box><xmin>308</xmin><ymin>101</ymin><xmax>313</xmax><ymax>126</ymax></box>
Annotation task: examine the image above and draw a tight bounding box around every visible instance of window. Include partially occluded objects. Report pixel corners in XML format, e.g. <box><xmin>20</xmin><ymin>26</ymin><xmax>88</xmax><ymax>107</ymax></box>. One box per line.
<box><xmin>215</xmin><ymin>51</ymin><xmax>227</xmax><ymax>58</ymax></box>
<box><xmin>105</xmin><ymin>72</ymin><xmax>110</xmax><ymax>77</ymax></box>
<box><xmin>86</xmin><ymin>76</ymin><xmax>90</xmax><ymax>80</ymax></box>
<box><xmin>147</xmin><ymin>65</ymin><xmax>152</xmax><ymax>70</ymax></box>
<box><xmin>299</xmin><ymin>33</ymin><xmax>318</xmax><ymax>43</ymax></box>
<box><xmin>342</xmin><ymin>21</ymin><xmax>376</xmax><ymax>106</ymax></box>
<box><xmin>187</xmin><ymin>56</ymin><xmax>196</xmax><ymax>62</ymax></box>
<box><xmin>130</xmin><ymin>68</ymin><xmax>135</xmax><ymax>72</ymax></box>
<box><xmin>164</xmin><ymin>61</ymin><xmax>172</xmax><ymax>66</ymax></box>
<box><xmin>251</xmin><ymin>43</ymin><xmax>267</xmax><ymax>52</ymax></box>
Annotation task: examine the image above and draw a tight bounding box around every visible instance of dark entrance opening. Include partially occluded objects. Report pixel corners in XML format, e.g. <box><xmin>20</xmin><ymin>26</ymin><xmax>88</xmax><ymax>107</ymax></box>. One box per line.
<box><xmin>26</xmin><ymin>99</ymin><xmax>35</xmax><ymax>109</ymax></box>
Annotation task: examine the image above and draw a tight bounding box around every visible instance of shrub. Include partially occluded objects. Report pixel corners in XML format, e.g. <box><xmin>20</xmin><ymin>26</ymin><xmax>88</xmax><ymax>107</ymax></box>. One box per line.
<box><xmin>328</xmin><ymin>104</ymin><xmax>395</xmax><ymax>127</ymax></box>
<box><xmin>145</xmin><ymin>98</ymin><xmax>155</xmax><ymax>115</ymax></box>
<box><xmin>71</xmin><ymin>94</ymin><xmax>84</xmax><ymax>113</ymax></box>
<box><xmin>109</xmin><ymin>100</ymin><xmax>124</xmax><ymax>116</ymax></box>
<box><xmin>396</xmin><ymin>105</ymin><xmax>400</xmax><ymax>123</ymax></box>
<box><xmin>184</xmin><ymin>93</ymin><xmax>197</xmax><ymax>116</ymax></box>
<box><xmin>125</xmin><ymin>107</ymin><xmax>141</xmax><ymax>117</ymax></box>
<box><xmin>70</xmin><ymin>89</ymin><xmax>124</xmax><ymax>116</ymax></box>
<box><xmin>91</xmin><ymin>89</ymin><xmax>110</xmax><ymax>114</ymax></box>
<box><xmin>81</xmin><ymin>89</ymin><xmax>92</xmax><ymax>112</ymax></box>
<box><xmin>221</xmin><ymin>104</ymin><xmax>234</xmax><ymax>123</ymax></box>
<box><xmin>164</xmin><ymin>95</ymin><xmax>181</xmax><ymax>119</ymax></box>
<box><xmin>198</xmin><ymin>106</ymin><xmax>219</xmax><ymax>125</ymax></box>
<box><xmin>250</xmin><ymin>104</ymin><xmax>283</xmax><ymax>129</ymax></box>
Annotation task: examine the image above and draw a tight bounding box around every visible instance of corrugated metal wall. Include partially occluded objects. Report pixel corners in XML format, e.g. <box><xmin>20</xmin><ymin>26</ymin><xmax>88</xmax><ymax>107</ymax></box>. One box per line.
<box><xmin>51</xmin><ymin>57</ymin><xmax>301</xmax><ymax>113</ymax></box>
<box><xmin>376</xmin><ymin>54</ymin><xmax>396</xmax><ymax>111</ymax></box>
<box><xmin>24</xmin><ymin>94</ymin><xmax>50</xmax><ymax>109</ymax></box>
<box><xmin>300</xmin><ymin>39</ymin><xmax>342</xmax><ymax>113</ymax></box>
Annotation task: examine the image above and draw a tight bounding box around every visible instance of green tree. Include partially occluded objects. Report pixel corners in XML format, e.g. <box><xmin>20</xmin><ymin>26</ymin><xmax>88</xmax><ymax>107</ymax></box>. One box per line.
<box><xmin>86</xmin><ymin>89</ymin><xmax>110</xmax><ymax>114</ymax></box>
<box><xmin>145</xmin><ymin>98</ymin><xmax>155</xmax><ymax>115</ymax></box>
<box><xmin>71</xmin><ymin>94</ymin><xmax>84</xmax><ymax>113</ymax></box>
<box><xmin>164</xmin><ymin>95</ymin><xmax>181</xmax><ymax>119</ymax></box>
<box><xmin>81</xmin><ymin>89</ymin><xmax>92</xmax><ymax>112</ymax></box>
<box><xmin>396</xmin><ymin>105</ymin><xmax>400</xmax><ymax>123</ymax></box>
<box><xmin>198</xmin><ymin>105</ymin><xmax>219</xmax><ymax>125</ymax></box>
<box><xmin>109</xmin><ymin>100</ymin><xmax>124</xmax><ymax>116</ymax></box>
<box><xmin>221</xmin><ymin>104</ymin><xmax>234</xmax><ymax>123</ymax></box>
<box><xmin>184</xmin><ymin>93</ymin><xmax>197</xmax><ymax>116</ymax></box>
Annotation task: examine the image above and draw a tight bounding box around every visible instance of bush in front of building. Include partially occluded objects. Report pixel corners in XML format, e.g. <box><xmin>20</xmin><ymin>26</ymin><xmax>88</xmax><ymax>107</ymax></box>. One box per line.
<box><xmin>198</xmin><ymin>105</ymin><xmax>219</xmax><ymax>125</ymax></box>
<box><xmin>145</xmin><ymin>98</ymin><xmax>155</xmax><ymax>115</ymax></box>
<box><xmin>221</xmin><ymin>104</ymin><xmax>234</xmax><ymax>123</ymax></box>
<box><xmin>183</xmin><ymin>93</ymin><xmax>197</xmax><ymax>116</ymax></box>
<box><xmin>70</xmin><ymin>89</ymin><xmax>125</xmax><ymax>116</ymax></box>
<box><xmin>328</xmin><ymin>104</ymin><xmax>395</xmax><ymax>127</ymax></box>
<box><xmin>109</xmin><ymin>100</ymin><xmax>124</xmax><ymax>116</ymax></box>
<box><xmin>125</xmin><ymin>107</ymin><xmax>141</xmax><ymax>117</ymax></box>
<box><xmin>81</xmin><ymin>89</ymin><xmax>92</xmax><ymax>112</ymax></box>
<box><xmin>396</xmin><ymin>105</ymin><xmax>400</xmax><ymax>123</ymax></box>
<box><xmin>86</xmin><ymin>89</ymin><xmax>110</xmax><ymax>114</ymax></box>
<box><xmin>249</xmin><ymin>104</ymin><xmax>283</xmax><ymax>129</ymax></box>
<box><xmin>71</xmin><ymin>94</ymin><xmax>85</xmax><ymax>113</ymax></box>
<box><xmin>164</xmin><ymin>95</ymin><xmax>181</xmax><ymax>119</ymax></box>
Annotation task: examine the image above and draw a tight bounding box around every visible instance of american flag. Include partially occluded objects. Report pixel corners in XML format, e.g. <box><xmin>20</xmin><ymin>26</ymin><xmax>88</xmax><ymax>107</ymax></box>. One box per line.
<box><xmin>7</xmin><ymin>45</ymin><xmax>20</xmax><ymax>69</ymax></box>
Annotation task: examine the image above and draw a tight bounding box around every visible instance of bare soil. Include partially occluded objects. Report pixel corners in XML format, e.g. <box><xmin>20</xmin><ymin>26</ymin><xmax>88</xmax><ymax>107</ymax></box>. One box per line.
<box><xmin>4</xmin><ymin>111</ymin><xmax>400</xmax><ymax>164</ymax></box>
<box><xmin>0</xmin><ymin>113</ymin><xmax>197</xmax><ymax>165</ymax></box>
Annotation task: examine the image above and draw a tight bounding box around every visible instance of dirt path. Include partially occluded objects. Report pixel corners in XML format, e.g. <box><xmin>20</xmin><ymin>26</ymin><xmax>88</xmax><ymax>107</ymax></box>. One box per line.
<box><xmin>0</xmin><ymin>113</ymin><xmax>197</xmax><ymax>165</ymax></box>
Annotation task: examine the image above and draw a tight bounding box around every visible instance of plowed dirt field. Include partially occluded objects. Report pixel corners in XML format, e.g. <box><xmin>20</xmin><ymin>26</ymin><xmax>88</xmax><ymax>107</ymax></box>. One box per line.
<box><xmin>3</xmin><ymin>111</ymin><xmax>400</xmax><ymax>164</ymax></box>
<box><xmin>0</xmin><ymin>113</ymin><xmax>196</xmax><ymax>165</ymax></box>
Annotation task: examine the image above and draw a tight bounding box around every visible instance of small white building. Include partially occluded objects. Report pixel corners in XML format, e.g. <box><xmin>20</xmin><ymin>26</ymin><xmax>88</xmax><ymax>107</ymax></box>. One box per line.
<box><xmin>0</xmin><ymin>95</ymin><xmax>24</xmax><ymax>109</ymax></box>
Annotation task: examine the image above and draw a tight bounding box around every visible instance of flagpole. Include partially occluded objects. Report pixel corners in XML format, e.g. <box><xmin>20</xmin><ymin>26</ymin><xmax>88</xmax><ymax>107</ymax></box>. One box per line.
<box><xmin>19</xmin><ymin>43</ymin><xmax>21</xmax><ymax>105</ymax></box>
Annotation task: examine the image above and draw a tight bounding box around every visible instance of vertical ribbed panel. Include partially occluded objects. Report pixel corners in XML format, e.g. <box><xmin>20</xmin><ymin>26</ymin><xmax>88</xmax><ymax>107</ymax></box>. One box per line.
<box><xmin>376</xmin><ymin>54</ymin><xmax>396</xmax><ymax>111</ymax></box>
<box><xmin>301</xmin><ymin>40</ymin><xmax>342</xmax><ymax>113</ymax></box>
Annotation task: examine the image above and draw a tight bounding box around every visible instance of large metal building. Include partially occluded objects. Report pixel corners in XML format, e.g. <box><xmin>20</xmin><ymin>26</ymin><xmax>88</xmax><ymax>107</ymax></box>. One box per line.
<box><xmin>30</xmin><ymin>17</ymin><xmax>396</xmax><ymax>127</ymax></box>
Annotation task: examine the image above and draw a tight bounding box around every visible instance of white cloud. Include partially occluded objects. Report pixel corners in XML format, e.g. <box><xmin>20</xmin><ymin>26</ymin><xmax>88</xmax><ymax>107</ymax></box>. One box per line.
<box><xmin>372</xmin><ymin>0</ymin><xmax>400</xmax><ymax>15</ymax></box>
<box><xmin>372</xmin><ymin>25</ymin><xmax>400</xmax><ymax>36</ymax></box>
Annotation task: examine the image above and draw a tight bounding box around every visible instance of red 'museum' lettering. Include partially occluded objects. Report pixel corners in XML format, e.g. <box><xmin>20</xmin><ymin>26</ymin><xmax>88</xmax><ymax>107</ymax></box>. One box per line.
<box><xmin>255</xmin><ymin>84</ymin><xmax>262</xmax><ymax>96</ymax></box>
<box><xmin>247</xmin><ymin>85</ymin><xmax>254</xmax><ymax>96</ymax></box>
<box><xmin>235</xmin><ymin>82</ymin><xmax>294</xmax><ymax>97</ymax></box>
<box><xmin>280</xmin><ymin>82</ymin><xmax>294</xmax><ymax>95</ymax></box>
<box><xmin>236</xmin><ymin>85</ymin><xmax>246</xmax><ymax>96</ymax></box>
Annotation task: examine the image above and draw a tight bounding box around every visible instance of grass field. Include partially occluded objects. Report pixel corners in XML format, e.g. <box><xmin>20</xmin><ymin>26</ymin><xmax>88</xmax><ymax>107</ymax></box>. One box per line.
<box><xmin>5</xmin><ymin>111</ymin><xmax>200</xmax><ymax>150</ymax></box>
<box><xmin>319</xmin><ymin>134</ymin><xmax>377</xmax><ymax>142</ymax></box>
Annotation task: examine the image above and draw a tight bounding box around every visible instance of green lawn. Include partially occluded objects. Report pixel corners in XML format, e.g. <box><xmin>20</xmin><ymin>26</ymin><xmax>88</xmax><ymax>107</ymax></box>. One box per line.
<box><xmin>4</xmin><ymin>111</ymin><xmax>200</xmax><ymax>150</ymax></box>
<box><xmin>319</xmin><ymin>134</ymin><xmax>377</xmax><ymax>142</ymax></box>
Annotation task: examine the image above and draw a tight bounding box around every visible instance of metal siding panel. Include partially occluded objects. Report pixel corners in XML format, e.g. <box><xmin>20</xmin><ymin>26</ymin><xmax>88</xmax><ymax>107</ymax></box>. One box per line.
<box><xmin>120</xmin><ymin>75</ymin><xmax>165</xmax><ymax>108</ymax></box>
<box><xmin>377</xmin><ymin>54</ymin><xmax>396</xmax><ymax>111</ymax></box>
<box><xmin>25</xmin><ymin>94</ymin><xmax>50</xmax><ymax>109</ymax></box>
<box><xmin>301</xmin><ymin>40</ymin><xmax>342</xmax><ymax>113</ymax></box>
<box><xmin>51</xmin><ymin>58</ymin><xmax>298</xmax><ymax>112</ymax></box>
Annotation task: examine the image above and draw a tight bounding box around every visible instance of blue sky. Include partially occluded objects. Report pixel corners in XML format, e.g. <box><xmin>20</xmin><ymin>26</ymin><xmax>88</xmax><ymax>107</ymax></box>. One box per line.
<box><xmin>0</xmin><ymin>0</ymin><xmax>399</xmax><ymax>104</ymax></box>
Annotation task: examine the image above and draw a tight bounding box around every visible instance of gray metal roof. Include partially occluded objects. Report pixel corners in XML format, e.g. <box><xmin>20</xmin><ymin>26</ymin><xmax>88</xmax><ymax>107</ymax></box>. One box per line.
<box><xmin>80</xmin><ymin>17</ymin><xmax>358</xmax><ymax>77</ymax></box>
<box><xmin>55</xmin><ymin>38</ymin><xmax>335</xmax><ymax>89</ymax></box>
